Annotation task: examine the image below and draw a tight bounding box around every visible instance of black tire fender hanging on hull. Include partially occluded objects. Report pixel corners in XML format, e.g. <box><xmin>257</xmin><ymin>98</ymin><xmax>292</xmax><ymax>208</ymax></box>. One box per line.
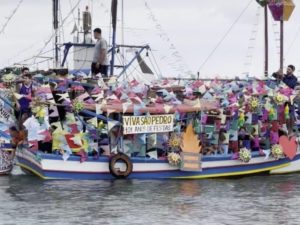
<box><xmin>109</xmin><ymin>153</ymin><xmax>133</xmax><ymax>178</ymax></box>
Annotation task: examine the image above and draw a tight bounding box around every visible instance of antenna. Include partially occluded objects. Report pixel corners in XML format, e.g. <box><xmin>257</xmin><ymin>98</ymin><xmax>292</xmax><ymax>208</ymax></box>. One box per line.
<box><xmin>83</xmin><ymin>5</ymin><xmax>92</xmax><ymax>43</ymax></box>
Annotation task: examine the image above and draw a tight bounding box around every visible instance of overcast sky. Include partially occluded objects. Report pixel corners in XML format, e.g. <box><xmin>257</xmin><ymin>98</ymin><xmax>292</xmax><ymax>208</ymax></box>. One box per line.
<box><xmin>1</xmin><ymin>0</ymin><xmax>300</xmax><ymax>79</ymax></box>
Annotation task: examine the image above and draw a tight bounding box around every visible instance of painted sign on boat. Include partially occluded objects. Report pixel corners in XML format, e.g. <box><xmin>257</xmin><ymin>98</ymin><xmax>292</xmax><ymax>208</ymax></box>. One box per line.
<box><xmin>123</xmin><ymin>114</ymin><xmax>174</xmax><ymax>134</ymax></box>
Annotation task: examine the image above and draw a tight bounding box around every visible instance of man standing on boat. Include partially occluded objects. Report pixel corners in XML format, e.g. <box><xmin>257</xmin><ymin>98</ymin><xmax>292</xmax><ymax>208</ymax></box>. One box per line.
<box><xmin>91</xmin><ymin>28</ymin><xmax>109</xmax><ymax>78</ymax></box>
<box><xmin>272</xmin><ymin>65</ymin><xmax>298</xmax><ymax>89</ymax></box>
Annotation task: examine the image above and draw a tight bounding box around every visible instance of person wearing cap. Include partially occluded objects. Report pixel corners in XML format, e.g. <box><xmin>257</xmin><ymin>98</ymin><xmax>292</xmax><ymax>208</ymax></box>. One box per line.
<box><xmin>272</xmin><ymin>65</ymin><xmax>298</xmax><ymax>89</ymax></box>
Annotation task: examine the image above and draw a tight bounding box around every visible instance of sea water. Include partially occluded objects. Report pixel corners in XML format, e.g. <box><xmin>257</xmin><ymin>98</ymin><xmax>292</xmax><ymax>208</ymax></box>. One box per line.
<box><xmin>0</xmin><ymin>168</ymin><xmax>300</xmax><ymax>225</ymax></box>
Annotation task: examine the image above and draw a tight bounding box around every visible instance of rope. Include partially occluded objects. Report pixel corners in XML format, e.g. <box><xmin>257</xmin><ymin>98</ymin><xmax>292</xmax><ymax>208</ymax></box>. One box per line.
<box><xmin>286</xmin><ymin>25</ymin><xmax>300</xmax><ymax>56</ymax></box>
<box><xmin>33</xmin><ymin>0</ymin><xmax>81</xmax><ymax>64</ymax></box>
<box><xmin>243</xmin><ymin>6</ymin><xmax>261</xmax><ymax>76</ymax></box>
<box><xmin>197</xmin><ymin>0</ymin><xmax>253</xmax><ymax>73</ymax></box>
<box><xmin>0</xmin><ymin>0</ymin><xmax>23</xmax><ymax>35</ymax></box>
<box><xmin>149</xmin><ymin>50</ymin><xmax>162</xmax><ymax>79</ymax></box>
<box><xmin>144</xmin><ymin>0</ymin><xmax>190</xmax><ymax>76</ymax></box>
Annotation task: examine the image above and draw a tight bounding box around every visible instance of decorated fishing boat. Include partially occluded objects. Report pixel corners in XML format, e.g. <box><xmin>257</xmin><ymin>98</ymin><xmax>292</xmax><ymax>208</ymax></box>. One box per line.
<box><xmin>10</xmin><ymin>0</ymin><xmax>300</xmax><ymax>179</ymax></box>
<box><xmin>13</xmin><ymin>75</ymin><xmax>300</xmax><ymax>180</ymax></box>
<box><xmin>0</xmin><ymin>75</ymin><xmax>18</xmax><ymax>175</ymax></box>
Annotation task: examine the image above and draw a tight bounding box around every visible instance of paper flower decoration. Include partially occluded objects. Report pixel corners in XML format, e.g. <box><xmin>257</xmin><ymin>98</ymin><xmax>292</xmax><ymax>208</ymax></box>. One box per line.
<box><xmin>2</xmin><ymin>73</ymin><xmax>16</xmax><ymax>83</ymax></box>
<box><xmin>249</xmin><ymin>96</ymin><xmax>259</xmax><ymax>111</ymax></box>
<box><xmin>239</xmin><ymin>148</ymin><xmax>251</xmax><ymax>163</ymax></box>
<box><xmin>284</xmin><ymin>104</ymin><xmax>290</xmax><ymax>119</ymax></box>
<box><xmin>271</xmin><ymin>144</ymin><xmax>284</xmax><ymax>160</ymax></box>
<box><xmin>274</xmin><ymin>94</ymin><xmax>285</xmax><ymax>105</ymax></box>
<box><xmin>32</xmin><ymin>106</ymin><xmax>46</xmax><ymax>118</ymax></box>
<box><xmin>72</xmin><ymin>99</ymin><xmax>84</xmax><ymax>113</ymax></box>
<box><xmin>268</xmin><ymin>107</ymin><xmax>275</xmax><ymax>120</ymax></box>
<box><xmin>167</xmin><ymin>152</ymin><xmax>181</xmax><ymax>166</ymax></box>
<box><xmin>168</xmin><ymin>133</ymin><xmax>181</xmax><ymax>149</ymax></box>
<box><xmin>238</xmin><ymin>112</ymin><xmax>245</xmax><ymax>128</ymax></box>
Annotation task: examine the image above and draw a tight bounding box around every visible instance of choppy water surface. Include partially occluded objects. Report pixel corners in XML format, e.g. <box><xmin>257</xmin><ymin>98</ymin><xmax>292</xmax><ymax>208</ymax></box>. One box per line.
<box><xmin>1</xmin><ymin>169</ymin><xmax>300</xmax><ymax>225</ymax></box>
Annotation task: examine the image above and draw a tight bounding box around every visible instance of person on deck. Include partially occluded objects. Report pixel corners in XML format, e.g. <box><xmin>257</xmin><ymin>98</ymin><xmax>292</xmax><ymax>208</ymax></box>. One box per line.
<box><xmin>9</xmin><ymin>126</ymin><xmax>26</xmax><ymax>158</ymax></box>
<box><xmin>91</xmin><ymin>28</ymin><xmax>109</xmax><ymax>78</ymax></box>
<box><xmin>272</xmin><ymin>65</ymin><xmax>298</xmax><ymax>89</ymax></box>
<box><xmin>16</xmin><ymin>73</ymin><xmax>35</xmax><ymax>122</ymax></box>
<box><xmin>21</xmin><ymin>67</ymin><xmax>29</xmax><ymax>77</ymax></box>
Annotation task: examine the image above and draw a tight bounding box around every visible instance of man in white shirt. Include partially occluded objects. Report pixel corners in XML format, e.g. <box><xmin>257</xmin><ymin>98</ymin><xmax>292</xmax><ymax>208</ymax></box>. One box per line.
<box><xmin>91</xmin><ymin>28</ymin><xmax>109</xmax><ymax>78</ymax></box>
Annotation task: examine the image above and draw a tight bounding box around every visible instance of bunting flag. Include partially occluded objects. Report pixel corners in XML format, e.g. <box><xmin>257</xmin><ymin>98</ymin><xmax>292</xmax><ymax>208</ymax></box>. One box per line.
<box><xmin>107</xmin><ymin>94</ymin><xmax>118</xmax><ymax>100</ymax></box>
<box><xmin>49</xmin><ymin>105</ymin><xmax>59</xmax><ymax>117</ymax></box>
<box><xmin>122</xmin><ymin>102</ymin><xmax>131</xmax><ymax>113</ymax></box>
<box><xmin>262</xmin><ymin>149</ymin><xmax>271</xmax><ymax>159</ymax></box>
<box><xmin>95</xmin><ymin>104</ymin><xmax>103</xmax><ymax>115</ymax></box>
<box><xmin>68</xmin><ymin>124</ymin><xmax>79</xmax><ymax>134</ymax></box>
<box><xmin>56</xmin><ymin>92</ymin><xmax>70</xmax><ymax>102</ymax></box>
<box><xmin>77</xmin><ymin>92</ymin><xmax>90</xmax><ymax>102</ymax></box>
<box><xmin>28</xmin><ymin>140</ymin><xmax>39</xmax><ymax>151</ymax></box>
<box><xmin>120</xmin><ymin>93</ymin><xmax>129</xmax><ymax>101</ymax></box>
<box><xmin>107</xmin><ymin>108</ymin><xmax>116</xmax><ymax>116</ymax></box>
<box><xmin>133</xmin><ymin>104</ymin><xmax>143</xmax><ymax>116</ymax></box>
<box><xmin>70</xmin><ymin>135</ymin><xmax>82</xmax><ymax>146</ymax></box>
<box><xmin>98</xmin><ymin>79</ymin><xmax>109</xmax><ymax>90</ymax></box>
<box><xmin>70</xmin><ymin>23</ymin><xmax>78</xmax><ymax>34</ymax></box>
<box><xmin>174</xmin><ymin>111</ymin><xmax>180</xmax><ymax>120</ymax></box>
<box><xmin>38</xmin><ymin>130</ymin><xmax>52</xmax><ymax>142</ymax></box>
<box><xmin>91</xmin><ymin>86</ymin><xmax>101</xmax><ymax>95</ymax></box>
<box><xmin>107</xmin><ymin>76</ymin><xmax>117</xmax><ymax>86</ymax></box>
<box><xmin>107</xmin><ymin>120</ymin><xmax>119</xmax><ymax>132</ymax></box>
<box><xmin>193</xmin><ymin>99</ymin><xmax>201</xmax><ymax>109</ymax></box>
<box><xmin>163</xmin><ymin>104</ymin><xmax>172</xmax><ymax>113</ymax></box>
<box><xmin>148</xmin><ymin>133</ymin><xmax>157</xmax><ymax>146</ymax></box>
<box><xmin>92</xmin><ymin>93</ymin><xmax>104</xmax><ymax>102</ymax></box>
<box><xmin>138</xmin><ymin>133</ymin><xmax>146</xmax><ymax>144</ymax></box>
<box><xmin>147</xmin><ymin>150</ymin><xmax>158</xmax><ymax>160</ymax></box>
<box><xmin>65</xmin><ymin>112</ymin><xmax>76</xmax><ymax>123</ymax></box>
<box><xmin>87</xmin><ymin>117</ymin><xmax>98</xmax><ymax>127</ymax></box>
<box><xmin>51</xmin><ymin>124</ymin><xmax>63</xmax><ymax>135</ymax></box>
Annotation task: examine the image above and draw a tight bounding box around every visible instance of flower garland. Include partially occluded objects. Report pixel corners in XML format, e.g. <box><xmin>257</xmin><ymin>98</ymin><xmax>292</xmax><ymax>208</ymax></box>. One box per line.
<box><xmin>239</xmin><ymin>148</ymin><xmax>251</xmax><ymax>163</ymax></box>
<box><xmin>167</xmin><ymin>152</ymin><xmax>181</xmax><ymax>166</ymax></box>
<box><xmin>271</xmin><ymin>144</ymin><xmax>284</xmax><ymax>159</ymax></box>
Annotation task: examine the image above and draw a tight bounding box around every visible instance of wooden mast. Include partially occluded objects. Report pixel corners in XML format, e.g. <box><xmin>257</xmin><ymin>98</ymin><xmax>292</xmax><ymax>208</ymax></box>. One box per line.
<box><xmin>256</xmin><ymin>0</ymin><xmax>269</xmax><ymax>77</ymax></box>
<box><xmin>53</xmin><ymin>0</ymin><xmax>59</xmax><ymax>68</ymax></box>
<box><xmin>110</xmin><ymin>0</ymin><xmax>118</xmax><ymax>76</ymax></box>
<box><xmin>264</xmin><ymin>5</ymin><xmax>269</xmax><ymax>77</ymax></box>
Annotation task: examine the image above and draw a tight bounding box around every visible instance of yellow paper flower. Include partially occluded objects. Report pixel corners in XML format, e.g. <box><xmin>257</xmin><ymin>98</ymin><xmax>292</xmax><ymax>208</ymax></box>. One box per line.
<box><xmin>168</xmin><ymin>133</ymin><xmax>181</xmax><ymax>149</ymax></box>
<box><xmin>72</xmin><ymin>99</ymin><xmax>84</xmax><ymax>113</ymax></box>
<box><xmin>32</xmin><ymin>106</ymin><xmax>46</xmax><ymax>118</ymax></box>
<box><xmin>2</xmin><ymin>73</ymin><xmax>16</xmax><ymax>83</ymax></box>
<box><xmin>239</xmin><ymin>148</ymin><xmax>251</xmax><ymax>163</ymax></box>
<box><xmin>274</xmin><ymin>94</ymin><xmax>285</xmax><ymax>105</ymax></box>
<box><xmin>271</xmin><ymin>144</ymin><xmax>284</xmax><ymax>159</ymax></box>
<box><xmin>36</xmin><ymin>107</ymin><xmax>46</xmax><ymax>118</ymax></box>
<box><xmin>249</xmin><ymin>97</ymin><xmax>259</xmax><ymax>111</ymax></box>
<box><xmin>167</xmin><ymin>152</ymin><xmax>181</xmax><ymax>166</ymax></box>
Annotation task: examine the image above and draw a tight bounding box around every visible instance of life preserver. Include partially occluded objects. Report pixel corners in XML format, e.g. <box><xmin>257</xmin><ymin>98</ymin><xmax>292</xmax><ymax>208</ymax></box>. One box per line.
<box><xmin>109</xmin><ymin>153</ymin><xmax>133</xmax><ymax>178</ymax></box>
